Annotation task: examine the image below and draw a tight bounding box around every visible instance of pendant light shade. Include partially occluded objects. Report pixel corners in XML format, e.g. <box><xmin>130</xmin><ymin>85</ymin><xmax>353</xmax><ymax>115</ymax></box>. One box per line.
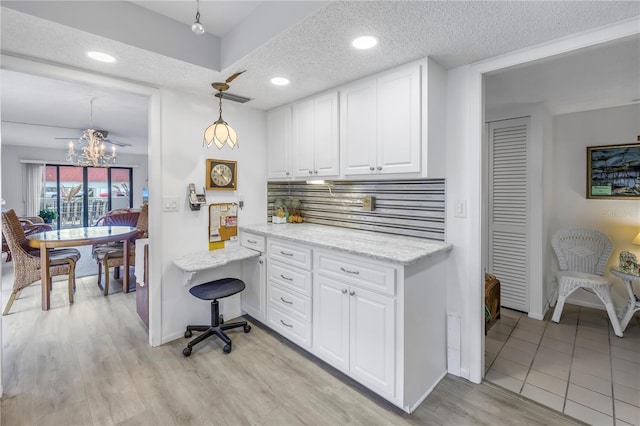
<box><xmin>204</xmin><ymin>119</ymin><xmax>238</xmax><ymax>149</ymax></box>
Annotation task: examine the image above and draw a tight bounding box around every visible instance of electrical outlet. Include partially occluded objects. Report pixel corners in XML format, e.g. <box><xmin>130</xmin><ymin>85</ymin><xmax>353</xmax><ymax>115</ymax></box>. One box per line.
<box><xmin>363</xmin><ymin>195</ymin><xmax>375</xmax><ymax>211</ymax></box>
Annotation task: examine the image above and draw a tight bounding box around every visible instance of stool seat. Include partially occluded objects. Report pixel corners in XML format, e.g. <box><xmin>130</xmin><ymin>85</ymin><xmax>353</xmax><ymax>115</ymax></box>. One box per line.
<box><xmin>183</xmin><ymin>277</ymin><xmax>251</xmax><ymax>356</ymax></box>
<box><xmin>189</xmin><ymin>278</ymin><xmax>245</xmax><ymax>300</ymax></box>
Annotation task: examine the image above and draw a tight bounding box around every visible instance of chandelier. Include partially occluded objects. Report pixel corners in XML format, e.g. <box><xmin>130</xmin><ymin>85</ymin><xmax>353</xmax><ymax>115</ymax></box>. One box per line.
<box><xmin>66</xmin><ymin>98</ymin><xmax>116</xmax><ymax>167</ymax></box>
<box><xmin>66</xmin><ymin>129</ymin><xmax>116</xmax><ymax>167</ymax></box>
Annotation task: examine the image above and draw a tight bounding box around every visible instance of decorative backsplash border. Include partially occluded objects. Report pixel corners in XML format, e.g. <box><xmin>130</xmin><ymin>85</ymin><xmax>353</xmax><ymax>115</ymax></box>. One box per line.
<box><xmin>267</xmin><ymin>179</ymin><xmax>445</xmax><ymax>241</ymax></box>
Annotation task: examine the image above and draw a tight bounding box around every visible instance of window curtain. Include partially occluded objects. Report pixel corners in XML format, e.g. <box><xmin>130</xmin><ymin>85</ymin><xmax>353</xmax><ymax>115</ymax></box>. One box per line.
<box><xmin>25</xmin><ymin>163</ymin><xmax>44</xmax><ymax>216</ymax></box>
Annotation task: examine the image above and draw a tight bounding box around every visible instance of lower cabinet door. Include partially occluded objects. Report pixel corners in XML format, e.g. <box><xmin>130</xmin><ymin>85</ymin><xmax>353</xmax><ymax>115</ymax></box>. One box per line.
<box><xmin>313</xmin><ymin>274</ymin><xmax>350</xmax><ymax>373</ymax></box>
<box><xmin>349</xmin><ymin>286</ymin><xmax>396</xmax><ymax>398</ymax></box>
<box><xmin>241</xmin><ymin>256</ymin><xmax>266</xmax><ymax>322</ymax></box>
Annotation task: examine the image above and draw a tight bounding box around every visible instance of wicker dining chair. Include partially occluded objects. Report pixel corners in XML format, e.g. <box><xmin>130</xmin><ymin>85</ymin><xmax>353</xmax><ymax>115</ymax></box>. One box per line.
<box><xmin>1</xmin><ymin>209</ymin><xmax>81</xmax><ymax>315</ymax></box>
<box><xmin>93</xmin><ymin>204</ymin><xmax>148</xmax><ymax>295</ymax></box>
<box><xmin>2</xmin><ymin>215</ymin><xmax>52</xmax><ymax>262</ymax></box>
<box><xmin>551</xmin><ymin>228</ymin><xmax>623</xmax><ymax>337</ymax></box>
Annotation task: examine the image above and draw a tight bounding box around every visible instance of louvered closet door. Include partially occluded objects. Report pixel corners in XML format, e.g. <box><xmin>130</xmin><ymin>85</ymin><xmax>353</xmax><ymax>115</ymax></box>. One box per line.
<box><xmin>488</xmin><ymin>117</ymin><xmax>530</xmax><ymax>312</ymax></box>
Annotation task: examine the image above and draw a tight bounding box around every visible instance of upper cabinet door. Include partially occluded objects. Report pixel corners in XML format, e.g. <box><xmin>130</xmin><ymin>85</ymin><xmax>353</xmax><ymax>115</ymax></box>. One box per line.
<box><xmin>267</xmin><ymin>106</ymin><xmax>292</xmax><ymax>180</ymax></box>
<box><xmin>376</xmin><ymin>65</ymin><xmax>421</xmax><ymax>174</ymax></box>
<box><xmin>341</xmin><ymin>79</ymin><xmax>377</xmax><ymax>176</ymax></box>
<box><xmin>292</xmin><ymin>99</ymin><xmax>315</xmax><ymax>178</ymax></box>
<box><xmin>312</xmin><ymin>92</ymin><xmax>339</xmax><ymax>177</ymax></box>
<box><xmin>293</xmin><ymin>92</ymin><xmax>340</xmax><ymax>179</ymax></box>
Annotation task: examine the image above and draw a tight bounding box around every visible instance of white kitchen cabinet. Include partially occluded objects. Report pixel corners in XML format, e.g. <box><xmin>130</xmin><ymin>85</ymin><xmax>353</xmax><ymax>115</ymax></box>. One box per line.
<box><xmin>240</xmin><ymin>232</ymin><xmax>266</xmax><ymax>322</ymax></box>
<box><xmin>240</xmin><ymin>225</ymin><xmax>450</xmax><ymax>414</ymax></box>
<box><xmin>266</xmin><ymin>238</ymin><xmax>313</xmax><ymax>349</ymax></box>
<box><xmin>267</xmin><ymin>105</ymin><xmax>292</xmax><ymax>180</ymax></box>
<box><xmin>292</xmin><ymin>91</ymin><xmax>339</xmax><ymax>178</ymax></box>
<box><xmin>313</xmin><ymin>257</ymin><xmax>396</xmax><ymax>399</ymax></box>
<box><xmin>341</xmin><ymin>64</ymin><xmax>421</xmax><ymax>176</ymax></box>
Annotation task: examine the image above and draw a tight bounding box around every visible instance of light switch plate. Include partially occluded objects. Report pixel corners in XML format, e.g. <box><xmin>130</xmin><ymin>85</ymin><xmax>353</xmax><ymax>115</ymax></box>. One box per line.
<box><xmin>163</xmin><ymin>196</ymin><xmax>179</xmax><ymax>212</ymax></box>
<box><xmin>454</xmin><ymin>200</ymin><xmax>466</xmax><ymax>218</ymax></box>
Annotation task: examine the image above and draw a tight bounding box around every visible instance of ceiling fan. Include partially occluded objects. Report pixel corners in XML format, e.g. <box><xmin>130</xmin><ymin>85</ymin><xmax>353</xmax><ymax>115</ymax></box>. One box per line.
<box><xmin>53</xmin><ymin>129</ymin><xmax>132</xmax><ymax>147</ymax></box>
<box><xmin>51</xmin><ymin>98</ymin><xmax>133</xmax><ymax>147</ymax></box>
<box><xmin>0</xmin><ymin>120</ymin><xmax>133</xmax><ymax>147</ymax></box>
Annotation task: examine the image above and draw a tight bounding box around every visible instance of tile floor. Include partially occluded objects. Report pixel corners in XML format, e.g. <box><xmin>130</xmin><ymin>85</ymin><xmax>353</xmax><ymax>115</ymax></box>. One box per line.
<box><xmin>485</xmin><ymin>304</ymin><xmax>640</xmax><ymax>426</ymax></box>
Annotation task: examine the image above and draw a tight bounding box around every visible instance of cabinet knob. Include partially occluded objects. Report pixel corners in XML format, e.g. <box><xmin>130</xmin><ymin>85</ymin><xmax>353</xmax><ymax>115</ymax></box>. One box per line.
<box><xmin>376</xmin><ymin>166</ymin><xmax>382</xmax><ymax>171</ymax></box>
<box><xmin>286</xmin><ymin>172</ymin><xmax>290</xmax><ymax>176</ymax></box>
<box><xmin>369</xmin><ymin>166</ymin><xmax>375</xmax><ymax>171</ymax></box>
<box><xmin>308</xmin><ymin>170</ymin><xmax>313</xmax><ymax>175</ymax></box>
<box><xmin>342</xmin><ymin>289</ymin><xmax>347</xmax><ymax>294</ymax></box>
<box><xmin>258</xmin><ymin>259</ymin><xmax>264</xmax><ymax>264</ymax></box>
<box><xmin>349</xmin><ymin>290</ymin><xmax>356</xmax><ymax>296</ymax></box>
<box><xmin>314</xmin><ymin>170</ymin><xmax>318</xmax><ymax>174</ymax></box>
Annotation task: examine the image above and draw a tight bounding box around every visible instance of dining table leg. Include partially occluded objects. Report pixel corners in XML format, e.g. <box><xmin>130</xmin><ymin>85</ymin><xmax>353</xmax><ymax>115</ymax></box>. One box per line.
<box><xmin>40</xmin><ymin>242</ymin><xmax>50</xmax><ymax>310</ymax></box>
<box><xmin>123</xmin><ymin>240</ymin><xmax>130</xmax><ymax>293</ymax></box>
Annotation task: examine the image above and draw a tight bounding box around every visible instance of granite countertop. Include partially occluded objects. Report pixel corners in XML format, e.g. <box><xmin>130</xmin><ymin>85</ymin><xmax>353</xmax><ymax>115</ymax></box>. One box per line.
<box><xmin>174</xmin><ymin>246</ymin><xmax>260</xmax><ymax>272</ymax></box>
<box><xmin>240</xmin><ymin>223</ymin><xmax>452</xmax><ymax>265</ymax></box>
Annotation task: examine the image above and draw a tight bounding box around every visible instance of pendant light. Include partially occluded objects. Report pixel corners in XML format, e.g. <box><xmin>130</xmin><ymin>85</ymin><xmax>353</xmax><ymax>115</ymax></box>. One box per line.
<box><xmin>192</xmin><ymin>0</ymin><xmax>205</xmax><ymax>35</ymax></box>
<box><xmin>203</xmin><ymin>71</ymin><xmax>246</xmax><ymax>149</ymax></box>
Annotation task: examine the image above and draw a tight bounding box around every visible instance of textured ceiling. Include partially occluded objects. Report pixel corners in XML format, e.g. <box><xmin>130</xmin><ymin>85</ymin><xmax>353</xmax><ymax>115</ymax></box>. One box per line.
<box><xmin>1</xmin><ymin>1</ymin><xmax>639</xmax><ymax>155</ymax></box>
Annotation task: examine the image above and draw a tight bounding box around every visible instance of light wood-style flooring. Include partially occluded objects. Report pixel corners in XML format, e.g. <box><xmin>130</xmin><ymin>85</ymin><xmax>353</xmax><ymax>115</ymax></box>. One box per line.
<box><xmin>1</xmin><ymin>271</ymin><xmax>583</xmax><ymax>425</ymax></box>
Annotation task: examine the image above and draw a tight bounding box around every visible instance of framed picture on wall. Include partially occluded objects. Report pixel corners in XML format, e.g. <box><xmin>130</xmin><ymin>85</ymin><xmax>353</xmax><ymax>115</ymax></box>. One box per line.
<box><xmin>587</xmin><ymin>143</ymin><xmax>640</xmax><ymax>199</ymax></box>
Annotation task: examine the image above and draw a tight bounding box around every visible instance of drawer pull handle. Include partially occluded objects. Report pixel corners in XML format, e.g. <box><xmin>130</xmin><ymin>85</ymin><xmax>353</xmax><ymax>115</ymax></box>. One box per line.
<box><xmin>280</xmin><ymin>251</ymin><xmax>293</xmax><ymax>257</ymax></box>
<box><xmin>280</xmin><ymin>319</ymin><xmax>293</xmax><ymax>328</ymax></box>
<box><xmin>280</xmin><ymin>274</ymin><xmax>293</xmax><ymax>281</ymax></box>
<box><xmin>349</xmin><ymin>290</ymin><xmax>356</xmax><ymax>296</ymax></box>
<box><xmin>341</xmin><ymin>289</ymin><xmax>347</xmax><ymax>294</ymax></box>
<box><xmin>247</xmin><ymin>239</ymin><xmax>257</xmax><ymax>244</ymax></box>
<box><xmin>340</xmin><ymin>267</ymin><xmax>360</xmax><ymax>275</ymax></box>
<box><xmin>280</xmin><ymin>297</ymin><xmax>293</xmax><ymax>305</ymax></box>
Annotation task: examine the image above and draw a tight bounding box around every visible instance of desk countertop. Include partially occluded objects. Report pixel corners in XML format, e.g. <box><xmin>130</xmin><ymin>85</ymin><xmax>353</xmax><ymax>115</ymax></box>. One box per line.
<box><xmin>240</xmin><ymin>223</ymin><xmax>452</xmax><ymax>265</ymax></box>
<box><xmin>174</xmin><ymin>246</ymin><xmax>260</xmax><ymax>273</ymax></box>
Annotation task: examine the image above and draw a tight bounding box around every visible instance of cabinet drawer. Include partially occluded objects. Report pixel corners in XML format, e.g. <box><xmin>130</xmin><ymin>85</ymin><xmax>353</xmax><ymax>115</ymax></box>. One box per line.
<box><xmin>241</xmin><ymin>232</ymin><xmax>265</xmax><ymax>253</ymax></box>
<box><xmin>268</xmin><ymin>239</ymin><xmax>312</xmax><ymax>270</ymax></box>
<box><xmin>315</xmin><ymin>251</ymin><xmax>396</xmax><ymax>296</ymax></box>
<box><xmin>269</xmin><ymin>282</ymin><xmax>312</xmax><ymax>322</ymax></box>
<box><xmin>268</xmin><ymin>305</ymin><xmax>311</xmax><ymax>348</ymax></box>
<box><xmin>268</xmin><ymin>260</ymin><xmax>312</xmax><ymax>296</ymax></box>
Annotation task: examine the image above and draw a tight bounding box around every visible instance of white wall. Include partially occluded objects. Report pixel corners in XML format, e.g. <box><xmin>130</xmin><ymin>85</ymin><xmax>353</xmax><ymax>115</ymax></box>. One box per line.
<box><xmin>157</xmin><ymin>89</ymin><xmax>267</xmax><ymax>343</ymax></box>
<box><xmin>0</xmin><ymin>144</ymin><xmax>148</xmax><ymax>215</ymax></box>
<box><xmin>445</xmin><ymin>66</ymin><xmax>484</xmax><ymax>382</ymax></box>
<box><xmin>551</xmin><ymin>104</ymin><xmax>640</xmax><ymax>304</ymax></box>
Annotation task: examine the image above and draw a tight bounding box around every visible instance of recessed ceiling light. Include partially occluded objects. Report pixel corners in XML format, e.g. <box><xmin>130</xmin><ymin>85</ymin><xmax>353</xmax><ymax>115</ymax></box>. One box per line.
<box><xmin>87</xmin><ymin>51</ymin><xmax>116</xmax><ymax>63</ymax></box>
<box><xmin>271</xmin><ymin>77</ymin><xmax>290</xmax><ymax>86</ymax></box>
<box><xmin>352</xmin><ymin>36</ymin><xmax>378</xmax><ymax>50</ymax></box>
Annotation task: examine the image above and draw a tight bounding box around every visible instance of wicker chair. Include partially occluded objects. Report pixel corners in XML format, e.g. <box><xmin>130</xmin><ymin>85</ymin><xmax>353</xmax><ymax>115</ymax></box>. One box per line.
<box><xmin>1</xmin><ymin>209</ymin><xmax>81</xmax><ymax>315</ymax></box>
<box><xmin>93</xmin><ymin>204</ymin><xmax>148</xmax><ymax>295</ymax></box>
<box><xmin>551</xmin><ymin>228</ymin><xmax>623</xmax><ymax>337</ymax></box>
<box><xmin>2</xmin><ymin>215</ymin><xmax>52</xmax><ymax>262</ymax></box>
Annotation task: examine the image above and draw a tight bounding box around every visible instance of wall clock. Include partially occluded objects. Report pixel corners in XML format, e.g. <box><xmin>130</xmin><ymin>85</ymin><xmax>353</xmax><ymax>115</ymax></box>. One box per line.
<box><xmin>206</xmin><ymin>159</ymin><xmax>237</xmax><ymax>190</ymax></box>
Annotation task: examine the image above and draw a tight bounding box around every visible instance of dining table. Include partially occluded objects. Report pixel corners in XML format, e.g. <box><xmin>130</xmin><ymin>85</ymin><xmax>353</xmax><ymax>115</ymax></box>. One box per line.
<box><xmin>27</xmin><ymin>226</ymin><xmax>139</xmax><ymax>311</ymax></box>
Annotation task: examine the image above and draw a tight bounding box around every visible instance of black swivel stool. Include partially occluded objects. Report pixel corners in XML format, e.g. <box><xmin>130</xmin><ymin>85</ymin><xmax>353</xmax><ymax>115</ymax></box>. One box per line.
<box><xmin>183</xmin><ymin>278</ymin><xmax>251</xmax><ymax>356</ymax></box>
